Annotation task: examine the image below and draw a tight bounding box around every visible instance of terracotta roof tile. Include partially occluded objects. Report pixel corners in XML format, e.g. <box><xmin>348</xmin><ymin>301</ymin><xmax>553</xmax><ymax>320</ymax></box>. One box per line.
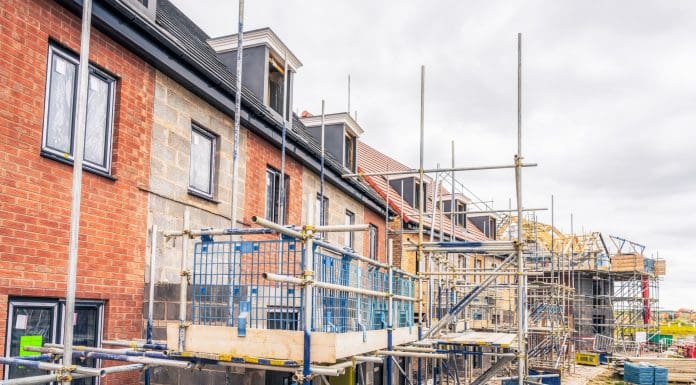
<box><xmin>357</xmin><ymin>141</ymin><xmax>488</xmax><ymax>241</ymax></box>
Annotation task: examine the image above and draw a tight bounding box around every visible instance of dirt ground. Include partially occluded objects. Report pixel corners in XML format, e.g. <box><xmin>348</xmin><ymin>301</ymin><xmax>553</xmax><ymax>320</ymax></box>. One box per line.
<box><xmin>562</xmin><ymin>365</ymin><xmax>618</xmax><ymax>385</ymax></box>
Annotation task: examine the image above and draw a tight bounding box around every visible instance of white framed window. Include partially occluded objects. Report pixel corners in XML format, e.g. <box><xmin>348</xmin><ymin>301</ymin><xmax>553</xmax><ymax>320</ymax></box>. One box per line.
<box><xmin>188</xmin><ymin>125</ymin><xmax>216</xmax><ymax>199</ymax></box>
<box><xmin>42</xmin><ymin>44</ymin><xmax>116</xmax><ymax>174</ymax></box>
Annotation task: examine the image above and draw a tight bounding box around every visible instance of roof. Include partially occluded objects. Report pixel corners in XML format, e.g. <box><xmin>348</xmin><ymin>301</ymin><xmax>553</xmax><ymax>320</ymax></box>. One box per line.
<box><xmin>149</xmin><ymin>0</ymin><xmax>389</xmax><ymax>216</ymax></box>
<box><xmin>357</xmin><ymin>141</ymin><xmax>487</xmax><ymax>241</ymax></box>
<box><xmin>207</xmin><ymin>27</ymin><xmax>303</xmax><ymax>71</ymax></box>
<box><xmin>300</xmin><ymin>112</ymin><xmax>364</xmax><ymax>137</ymax></box>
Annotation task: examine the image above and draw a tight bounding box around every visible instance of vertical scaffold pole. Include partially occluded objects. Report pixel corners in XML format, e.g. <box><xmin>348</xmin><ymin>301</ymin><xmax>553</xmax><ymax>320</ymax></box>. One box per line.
<box><xmin>302</xmin><ymin>195</ymin><xmax>315</xmax><ymax>385</ymax></box>
<box><xmin>230</xmin><ymin>0</ymin><xmax>244</xmax><ymax>229</ymax></box>
<box><xmin>319</xmin><ymin>100</ymin><xmax>326</xmax><ymax>228</ymax></box>
<box><xmin>279</xmin><ymin>51</ymin><xmax>289</xmax><ymax>226</ymax></box>
<box><xmin>62</xmin><ymin>1</ymin><xmax>92</xmax><ymax>383</ymax></box>
<box><xmin>515</xmin><ymin>32</ymin><xmax>527</xmax><ymax>385</ymax></box>
<box><xmin>451</xmin><ymin>141</ymin><xmax>456</xmax><ymax>235</ymax></box>
<box><xmin>417</xmin><ymin>64</ymin><xmax>425</xmax><ymax>385</ymax></box>
<box><xmin>387</xmin><ymin>239</ymin><xmax>394</xmax><ymax>385</ymax></box>
<box><xmin>145</xmin><ymin>224</ymin><xmax>158</xmax><ymax>385</ymax></box>
<box><xmin>179</xmin><ymin>208</ymin><xmax>190</xmax><ymax>351</ymax></box>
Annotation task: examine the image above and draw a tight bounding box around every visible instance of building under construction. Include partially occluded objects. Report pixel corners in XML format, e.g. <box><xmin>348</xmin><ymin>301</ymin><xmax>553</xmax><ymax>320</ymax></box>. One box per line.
<box><xmin>0</xmin><ymin>1</ymin><xmax>666</xmax><ymax>385</ymax></box>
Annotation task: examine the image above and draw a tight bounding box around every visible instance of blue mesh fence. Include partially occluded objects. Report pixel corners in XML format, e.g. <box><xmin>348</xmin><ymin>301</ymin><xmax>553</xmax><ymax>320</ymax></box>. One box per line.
<box><xmin>191</xmin><ymin>239</ymin><xmax>416</xmax><ymax>333</ymax></box>
<box><xmin>191</xmin><ymin>239</ymin><xmax>303</xmax><ymax>329</ymax></box>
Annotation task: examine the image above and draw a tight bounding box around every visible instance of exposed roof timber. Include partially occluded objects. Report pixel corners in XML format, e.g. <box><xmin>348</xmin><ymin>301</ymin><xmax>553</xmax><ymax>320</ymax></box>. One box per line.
<box><xmin>207</xmin><ymin>28</ymin><xmax>303</xmax><ymax>71</ymax></box>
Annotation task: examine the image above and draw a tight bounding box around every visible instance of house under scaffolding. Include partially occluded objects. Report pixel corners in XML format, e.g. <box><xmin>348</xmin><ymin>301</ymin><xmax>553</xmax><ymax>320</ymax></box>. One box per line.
<box><xmin>497</xmin><ymin>216</ymin><xmax>665</xmax><ymax>361</ymax></box>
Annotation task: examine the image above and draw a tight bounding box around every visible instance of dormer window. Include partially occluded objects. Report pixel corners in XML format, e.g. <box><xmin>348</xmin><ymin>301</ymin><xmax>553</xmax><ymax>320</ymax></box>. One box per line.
<box><xmin>300</xmin><ymin>112</ymin><xmax>364</xmax><ymax>173</ymax></box>
<box><xmin>267</xmin><ymin>55</ymin><xmax>285</xmax><ymax>116</ymax></box>
<box><xmin>439</xmin><ymin>195</ymin><xmax>469</xmax><ymax>228</ymax></box>
<box><xmin>208</xmin><ymin>28</ymin><xmax>302</xmax><ymax>123</ymax></box>
<box><xmin>390</xmin><ymin>177</ymin><xmax>427</xmax><ymax>210</ymax></box>
<box><xmin>344</xmin><ymin>134</ymin><xmax>355</xmax><ymax>171</ymax></box>
<box><xmin>455</xmin><ymin>201</ymin><xmax>467</xmax><ymax>227</ymax></box>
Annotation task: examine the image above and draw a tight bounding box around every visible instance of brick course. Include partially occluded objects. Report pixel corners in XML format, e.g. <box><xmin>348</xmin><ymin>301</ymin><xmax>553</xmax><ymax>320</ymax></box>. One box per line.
<box><xmin>0</xmin><ymin>1</ymin><xmax>154</xmax><ymax>382</ymax></box>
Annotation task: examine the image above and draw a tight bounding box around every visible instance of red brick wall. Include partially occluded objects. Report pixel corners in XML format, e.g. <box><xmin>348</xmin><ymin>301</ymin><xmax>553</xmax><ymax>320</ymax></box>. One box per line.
<box><xmin>0</xmin><ymin>1</ymin><xmax>153</xmax><ymax>382</ymax></box>
<box><xmin>242</xmin><ymin>130</ymin><xmax>303</xmax><ymax>229</ymax></box>
<box><xmin>363</xmin><ymin>208</ymin><xmax>387</xmax><ymax>264</ymax></box>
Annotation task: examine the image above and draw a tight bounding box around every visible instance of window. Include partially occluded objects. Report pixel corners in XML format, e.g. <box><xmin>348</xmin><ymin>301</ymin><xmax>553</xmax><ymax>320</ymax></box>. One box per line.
<box><xmin>268</xmin><ymin>55</ymin><xmax>285</xmax><ymax>115</ymax></box>
<box><xmin>368</xmin><ymin>224</ymin><xmax>378</xmax><ymax>260</ymax></box>
<box><xmin>472</xmin><ymin>346</ymin><xmax>483</xmax><ymax>369</ymax></box>
<box><xmin>4</xmin><ymin>299</ymin><xmax>103</xmax><ymax>384</ymax></box>
<box><xmin>475</xmin><ymin>259</ymin><xmax>482</xmax><ymax>283</ymax></box>
<box><xmin>188</xmin><ymin>125</ymin><xmax>216</xmax><ymax>198</ymax></box>
<box><xmin>456</xmin><ymin>201</ymin><xmax>466</xmax><ymax>227</ymax></box>
<box><xmin>344</xmin><ymin>134</ymin><xmax>355</xmax><ymax>171</ymax></box>
<box><xmin>267</xmin><ymin>309</ymin><xmax>299</xmax><ymax>331</ymax></box>
<box><xmin>414</xmin><ymin>180</ymin><xmax>427</xmax><ymax>210</ymax></box>
<box><xmin>315</xmin><ymin>194</ymin><xmax>329</xmax><ymax>227</ymax></box>
<box><xmin>42</xmin><ymin>45</ymin><xmax>116</xmax><ymax>174</ymax></box>
<box><xmin>344</xmin><ymin>210</ymin><xmax>355</xmax><ymax>249</ymax></box>
<box><xmin>265</xmin><ymin>167</ymin><xmax>289</xmax><ymax>223</ymax></box>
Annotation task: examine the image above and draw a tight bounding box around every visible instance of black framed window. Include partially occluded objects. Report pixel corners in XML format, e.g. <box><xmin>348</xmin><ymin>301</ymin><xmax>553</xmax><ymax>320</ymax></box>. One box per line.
<box><xmin>188</xmin><ymin>125</ymin><xmax>216</xmax><ymax>198</ymax></box>
<box><xmin>4</xmin><ymin>299</ymin><xmax>103</xmax><ymax>384</ymax></box>
<box><xmin>368</xmin><ymin>224</ymin><xmax>378</xmax><ymax>260</ymax></box>
<box><xmin>42</xmin><ymin>45</ymin><xmax>116</xmax><ymax>174</ymax></box>
<box><xmin>315</xmin><ymin>194</ymin><xmax>329</xmax><ymax>226</ymax></box>
<box><xmin>344</xmin><ymin>210</ymin><xmax>355</xmax><ymax>249</ymax></box>
<box><xmin>265</xmin><ymin>167</ymin><xmax>289</xmax><ymax>223</ymax></box>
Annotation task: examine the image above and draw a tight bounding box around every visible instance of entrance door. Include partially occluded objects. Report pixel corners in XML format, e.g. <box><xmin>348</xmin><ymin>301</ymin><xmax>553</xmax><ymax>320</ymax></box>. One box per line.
<box><xmin>4</xmin><ymin>299</ymin><xmax>103</xmax><ymax>384</ymax></box>
<box><xmin>5</xmin><ymin>301</ymin><xmax>59</xmax><ymax>382</ymax></box>
<box><xmin>63</xmin><ymin>302</ymin><xmax>103</xmax><ymax>385</ymax></box>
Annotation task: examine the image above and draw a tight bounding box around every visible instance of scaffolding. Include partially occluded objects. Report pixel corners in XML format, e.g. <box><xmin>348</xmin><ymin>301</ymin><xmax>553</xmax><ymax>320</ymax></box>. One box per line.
<box><xmin>1</xmin><ymin>2</ymin><xmax>666</xmax><ymax>383</ymax></box>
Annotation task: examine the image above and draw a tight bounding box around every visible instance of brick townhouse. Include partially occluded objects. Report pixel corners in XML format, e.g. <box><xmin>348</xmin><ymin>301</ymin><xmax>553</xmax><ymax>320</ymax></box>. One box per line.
<box><xmin>141</xmin><ymin>3</ymin><xmax>392</xmax><ymax>383</ymax></box>
<box><xmin>0</xmin><ymin>0</ymin><xmax>155</xmax><ymax>383</ymax></box>
<box><xmin>2</xmin><ymin>0</ymin><xmax>392</xmax><ymax>384</ymax></box>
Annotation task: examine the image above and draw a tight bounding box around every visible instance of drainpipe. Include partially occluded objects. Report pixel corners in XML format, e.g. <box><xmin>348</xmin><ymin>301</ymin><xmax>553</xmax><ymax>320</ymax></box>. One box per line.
<box><xmin>62</xmin><ymin>1</ymin><xmax>92</xmax><ymax>384</ymax></box>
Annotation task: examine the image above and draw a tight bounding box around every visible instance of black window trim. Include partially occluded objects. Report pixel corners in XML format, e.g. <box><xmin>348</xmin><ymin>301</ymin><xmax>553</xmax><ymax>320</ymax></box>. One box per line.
<box><xmin>41</xmin><ymin>43</ymin><xmax>117</xmax><ymax>175</ymax></box>
<box><xmin>4</xmin><ymin>298</ymin><xmax>104</xmax><ymax>384</ymax></box>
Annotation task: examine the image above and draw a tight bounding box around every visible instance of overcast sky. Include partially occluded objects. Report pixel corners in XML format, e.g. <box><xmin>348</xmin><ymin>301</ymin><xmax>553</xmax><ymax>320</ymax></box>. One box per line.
<box><xmin>170</xmin><ymin>0</ymin><xmax>696</xmax><ymax>310</ymax></box>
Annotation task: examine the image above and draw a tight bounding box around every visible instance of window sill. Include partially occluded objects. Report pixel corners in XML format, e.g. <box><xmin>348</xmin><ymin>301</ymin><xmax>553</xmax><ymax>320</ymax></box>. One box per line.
<box><xmin>187</xmin><ymin>189</ymin><xmax>220</xmax><ymax>204</ymax></box>
<box><xmin>40</xmin><ymin>151</ymin><xmax>117</xmax><ymax>181</ymax></box>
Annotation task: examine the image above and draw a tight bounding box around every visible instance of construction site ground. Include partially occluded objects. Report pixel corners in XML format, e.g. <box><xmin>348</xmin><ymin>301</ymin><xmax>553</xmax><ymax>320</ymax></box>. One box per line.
<box><xmin>562</xmin><ymin>365</ymin><xmax>613</xmax><ymax>385</ymax></box>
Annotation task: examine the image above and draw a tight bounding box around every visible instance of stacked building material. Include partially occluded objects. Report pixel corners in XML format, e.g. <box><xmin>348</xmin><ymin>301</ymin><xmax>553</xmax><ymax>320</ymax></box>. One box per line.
<box><xmin>624</xmin><ymin>362</ymin><xmax>656</xmax><ymax>385</ymax></box>
<box><xmin>611</xmin><ymin>253</ymin><xmax>645</xmax><ymax>272</ymax></box>
<box><xmin>627</xmin><ymin>357</ymin><xmax>694</xmax><ymax>383</ymax></box>
<box><xmin>654</xmin><ymin>259</ymin><xmax>666</xmax><ymax>276</ymax></box>
<box><xmin>653</xmin><ymin>366</ymin><xmax>668</xmax><ymax>385</ymax></box>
